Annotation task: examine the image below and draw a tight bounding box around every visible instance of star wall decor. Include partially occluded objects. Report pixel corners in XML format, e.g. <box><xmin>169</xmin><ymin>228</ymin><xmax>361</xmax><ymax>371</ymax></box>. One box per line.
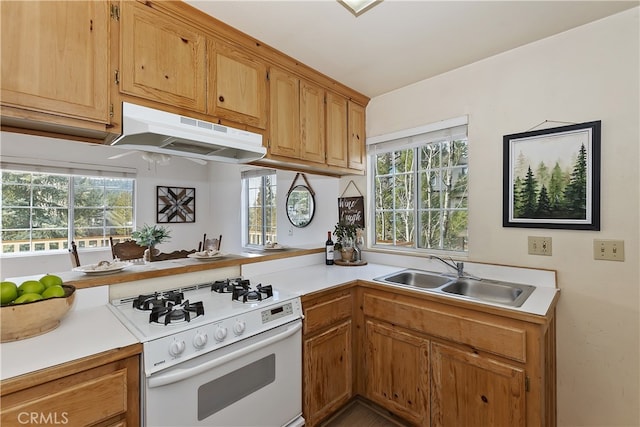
<box><xmin>157</xmin><ymin>186</ymin><xmax>196</xmax><ymax>223</ymax></box>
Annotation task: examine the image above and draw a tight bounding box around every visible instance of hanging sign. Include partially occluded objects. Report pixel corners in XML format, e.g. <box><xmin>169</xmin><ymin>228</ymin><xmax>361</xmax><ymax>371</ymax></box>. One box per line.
<box><xmin>338</xmin><ymin>196</ymin><xmax>365</xmax><ymax>228</ymax></box>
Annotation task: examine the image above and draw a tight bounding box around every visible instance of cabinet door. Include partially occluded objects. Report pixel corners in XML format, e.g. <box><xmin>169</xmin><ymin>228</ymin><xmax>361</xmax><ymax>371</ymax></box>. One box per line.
<box><xmin>326</xmin><ymin>92</ymin><xmax>348</xmax><ymax>168</ymax></box>
<box><xmin>300</xmin><ymin>80</ymin><xmax>325</xmax><ymax>164</ymax></box>
<box><xmin>1</xmin><ymin>354</ymin><xmax>139</xmax><ymax>426</ymax></box>
<box><xmin>365</xmin><ymin>320</ymin><xmax>429</xmax><ymax>425</ymax></box>
<box><xmin>208</xmin><ymin>41</ymin><xmax>267</xmax><ymax>129</ymax></box>
<box><xmin>1</xmin><ymin>1</ymin><xmax>109</xmax><ymax>123</ymax></box>
<box><xmin>347</xmin><ymin>102</ymin><xmax>366</xmax><ymax>170</ymax></box>
<box><xmin>304</xmin><ymin>320</ymin><xmax>352</xmax><ymax>426</ymax></box>
<box><xmin>431</xmin><ymin>342</ymin><xmax>526</xmax><ymax>427</ymax></box>
<box><xmin>269</xmin><ymin>68</ymin><xmax>300</xmax><ymax>158</ymax></box>
<box><xmin>120</xmin><ymin>1</ymin><xmax>206</xmax><ymax>112</ymax></box>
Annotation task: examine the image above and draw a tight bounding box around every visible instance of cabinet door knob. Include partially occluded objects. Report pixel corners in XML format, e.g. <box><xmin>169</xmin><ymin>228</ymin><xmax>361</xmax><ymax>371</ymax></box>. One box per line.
<box><xmin>219</xmin><ymin>95</ymin><xmax>225</xmax><ymax>102</ymax></box>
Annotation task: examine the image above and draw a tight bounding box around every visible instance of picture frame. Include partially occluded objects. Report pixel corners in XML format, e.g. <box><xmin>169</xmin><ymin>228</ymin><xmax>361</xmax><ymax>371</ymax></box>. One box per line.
<box><xmin>503</xmin><ymin>121</ymin><xmax>601</xmax><ymax>230</ymax></box>
<box><xmin>157</xmin><ymin>186</ymin><xmax>196</xmax><ymax>223</ymax></box>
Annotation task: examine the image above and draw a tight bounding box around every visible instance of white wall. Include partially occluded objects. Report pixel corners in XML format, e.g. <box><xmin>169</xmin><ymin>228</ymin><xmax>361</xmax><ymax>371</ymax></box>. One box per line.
<box><xmin>366</xmin><ymin>8</ymin><xmax>639</xmax><ymax>426</ymax></box>
<box><xmin>0</xmin><ymin>131</ymin><xmax>210</xmax><ymax>278</ymax></box>
<box><xmin>0</xmin><ymin>132</ymin><xmax>343</xmax><ymax>277</ymax></box>
<box><xmin>208</xmin><ymin>163</ymin><xmax>340</xmax><ymax>254</ymax></box>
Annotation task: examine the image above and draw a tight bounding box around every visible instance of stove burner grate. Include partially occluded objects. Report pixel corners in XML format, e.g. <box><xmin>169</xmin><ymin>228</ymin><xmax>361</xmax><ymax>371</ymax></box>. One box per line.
<box><xmin>149</xmin><ymin>300</ymin><xmax>204</xmax><ymax>325</ymax></box>
<box><xmin>232</xmin><ymin>283</ymin><xmax>273</xmax><ymax>303</ymax></box>
<box><xmin>211</xmin><ymin>278</ymin><xmax>250</xmax><ymax>293</ymax></box>
<box><xmin>133</xmin><ymin>291</ymin><xmax>184</xmax><ymax>310</ymax></box>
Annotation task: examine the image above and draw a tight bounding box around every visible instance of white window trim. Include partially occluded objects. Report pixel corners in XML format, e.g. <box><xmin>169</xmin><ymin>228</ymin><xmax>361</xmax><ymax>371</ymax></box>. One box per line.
<box><xmin>366</xmin><ymin>115</ymin><xmax>469</xmax><ymax>255</ymax></box>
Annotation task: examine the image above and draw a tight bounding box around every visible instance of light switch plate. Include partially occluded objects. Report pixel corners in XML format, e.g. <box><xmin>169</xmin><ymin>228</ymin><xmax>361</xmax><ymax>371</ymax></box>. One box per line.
<box><xmin>528</xmin><ymin>236</ymin><xmax>552</xmax><ymax>256</ymax></box>
<box><xmin>593</xmin><ymin>239</ymin><xmax>625</xmax><ymax>261</ymax></box>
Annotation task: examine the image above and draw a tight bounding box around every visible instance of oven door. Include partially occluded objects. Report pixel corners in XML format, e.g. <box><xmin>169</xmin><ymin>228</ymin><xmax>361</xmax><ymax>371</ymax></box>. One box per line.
<box><xmin>145</xmin><ymin>319</ymin><xmax>303</xmax><ymax>427</ymax></box>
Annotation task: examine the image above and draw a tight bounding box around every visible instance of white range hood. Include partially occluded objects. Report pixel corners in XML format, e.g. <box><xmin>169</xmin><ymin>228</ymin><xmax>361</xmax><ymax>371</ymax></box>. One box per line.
<box><xmin>111</xmin><ymin>103</ymin><xmax>266</xmax><ymax>164</ymax></box>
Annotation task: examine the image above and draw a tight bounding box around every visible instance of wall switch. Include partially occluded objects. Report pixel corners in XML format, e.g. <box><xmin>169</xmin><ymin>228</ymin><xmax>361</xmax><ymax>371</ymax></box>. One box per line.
<box><xmin>593</xmin><ymin>239</ymin><xmax>625</xmax><ymax>261</ymax></box>
<box><xmin>528</xmin><ymin>236</ymin><xmax>552</xmax><ymax>256</ymax></box>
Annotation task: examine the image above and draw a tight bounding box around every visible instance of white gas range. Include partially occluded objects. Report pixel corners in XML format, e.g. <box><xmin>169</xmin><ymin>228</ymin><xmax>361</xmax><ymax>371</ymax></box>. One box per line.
<box><xmin>109</xmin><ymin>277</ymin><xmax>305</xmax><ymax>427</ymax></box>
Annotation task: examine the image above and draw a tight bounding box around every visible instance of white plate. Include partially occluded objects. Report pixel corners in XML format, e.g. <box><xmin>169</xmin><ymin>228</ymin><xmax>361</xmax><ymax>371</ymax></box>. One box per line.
<box><xmin>73</xmin><ymin>261</ymin><xmax>131</xmax><ymax>275</ymax></box>
<box><xmin>187</xmin><ymin>252</ymin><xmax>226</xmax><ymax>260</ymax></box>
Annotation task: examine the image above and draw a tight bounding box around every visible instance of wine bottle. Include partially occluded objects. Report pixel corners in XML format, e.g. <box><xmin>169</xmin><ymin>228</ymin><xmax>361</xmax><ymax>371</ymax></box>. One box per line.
<box><xmin>325</xmin><ymin>231</ymin><xmax>334</xmax><ymax>265</ymax></box>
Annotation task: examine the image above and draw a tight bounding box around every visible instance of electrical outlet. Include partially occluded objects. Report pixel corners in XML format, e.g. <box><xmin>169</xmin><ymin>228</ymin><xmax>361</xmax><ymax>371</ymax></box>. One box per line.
<box><xmin>528</xmin><ymin>236</ymin><xmax>552</xmax><ymax>256</ymax></box>
<box><xmin>593</xmin><ymin>239</ymin><xmax>625</xmax><ymax>261</ymax></box>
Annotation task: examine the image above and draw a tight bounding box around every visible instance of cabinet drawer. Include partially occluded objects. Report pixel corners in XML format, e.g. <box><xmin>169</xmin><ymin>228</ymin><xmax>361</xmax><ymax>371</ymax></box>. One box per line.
<box><xmin>1</xmin><ymin>362</ymin><xmax>130</xmax><ymax>426</ymax></box>
<box><xmin>363</xmin><ymin>292</ymin><xmax>527</xmax><ymax>362</ymax></box>
<box><xmin>303</xmin><ymin>291</ymin><xmax>352</xmax><ymax>336</ymax></box>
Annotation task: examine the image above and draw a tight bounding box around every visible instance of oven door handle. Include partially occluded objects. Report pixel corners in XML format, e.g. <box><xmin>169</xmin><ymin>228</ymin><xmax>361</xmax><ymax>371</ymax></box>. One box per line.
<box><xmin>148</xmin><ymin>320</ymin><xmax>302</xmax><ymax>388</ymax></box>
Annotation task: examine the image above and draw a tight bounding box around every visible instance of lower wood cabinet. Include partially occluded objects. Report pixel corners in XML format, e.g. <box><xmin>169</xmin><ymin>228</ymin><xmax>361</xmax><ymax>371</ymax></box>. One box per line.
<box><xmin>431</xmin><ymin>342</ymin><xmax>525</xmax><ymax>426</ymax></box>
<box><xmin>302</xmin><ymin>289</ymin><xmax>354</xmax><ymax>427</ymax></box>
<box><xmin>0</xmin><ymin>344</ymin><xmax>141</xmax><ymax>427</ymax></box>
<box><xmin>302</xmin><ymin>283</ymin><xmax>556</xmax><ymax>426</ymax></box>
<box><xmin>365</xmin><ymin>319</ymin><xmax>429</xmax><ymax>425</ymax></box>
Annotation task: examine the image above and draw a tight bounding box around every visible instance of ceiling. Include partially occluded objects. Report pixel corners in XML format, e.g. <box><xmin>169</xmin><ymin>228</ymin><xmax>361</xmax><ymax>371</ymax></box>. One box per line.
<box><xmin>184</xmin><ymin>0</ymin><xmax>637</xmax><ymax>98</ymax></box>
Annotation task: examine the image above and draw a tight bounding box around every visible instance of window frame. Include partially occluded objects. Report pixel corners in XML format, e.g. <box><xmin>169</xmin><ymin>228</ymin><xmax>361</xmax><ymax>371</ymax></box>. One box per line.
<box><xmin>241</xmin><ymin>169</ymin><xmax>277</xmax><ymax>248</ymax></box>
<box><xmin>1</xmin><ymin>168</ymin><xmax>136</xmax><ymax>256</ymax></box>
<box><xmin>367</xmin><ymin>116</ymin><xmax>469</xmax><ymax>255</ymax></box>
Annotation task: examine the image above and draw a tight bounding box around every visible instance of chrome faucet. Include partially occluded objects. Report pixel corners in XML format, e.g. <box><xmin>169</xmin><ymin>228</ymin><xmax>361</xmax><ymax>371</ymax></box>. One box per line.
<box><xmin>430</xmin><ymin>255</ymin><xmax>464</xmax><ymax>277</ymax></box>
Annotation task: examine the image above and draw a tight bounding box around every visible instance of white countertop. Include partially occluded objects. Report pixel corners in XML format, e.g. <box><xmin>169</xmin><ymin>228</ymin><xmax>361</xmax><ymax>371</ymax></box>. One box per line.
<box><xmin>0</xmin><ymin>293</ymin><xmax>139</xmax><ymax>381</ymax></box>
<box><xmin>242</xmin><ymin>260</ymin><xmax>559</xmax><ymax>317</ymax></box>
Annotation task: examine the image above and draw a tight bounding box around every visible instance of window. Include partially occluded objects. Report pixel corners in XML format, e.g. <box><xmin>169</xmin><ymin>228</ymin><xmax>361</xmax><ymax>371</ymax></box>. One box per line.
<box><xmin>1</xmin><ymin>169</ymin><xmax>135</xmax><ymax>254</ymax></box>
<box><xmin>369</xmin><ymin>117</ymin><xmax>468</xmax><ymax>252</ymax></box>
<box><xmin>242</xmin><ymin>169</ymin><xmax>277</xmax><ymax>247</ymax></box>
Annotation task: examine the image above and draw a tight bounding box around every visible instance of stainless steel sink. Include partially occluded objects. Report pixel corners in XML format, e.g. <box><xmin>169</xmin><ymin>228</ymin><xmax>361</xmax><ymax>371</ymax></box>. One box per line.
<box><xmin>374</xmin><ymin>269</ymin><xmax>453</xmax><ymax>289</ymax></box>
<box><xmin>373</xmin><ymin>269</ymin><xmax>535</xmax><ymax>308</ymax></box>
<box><xmin>441</xmin><ymin>279</ymin><xmax>535</xmax><ymax>307</ymax></box>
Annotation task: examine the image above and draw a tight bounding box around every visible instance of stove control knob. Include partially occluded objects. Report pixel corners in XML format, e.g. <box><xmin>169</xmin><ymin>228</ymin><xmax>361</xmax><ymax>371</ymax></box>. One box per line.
<box><xmin>169</xmin><ymin>340</ymin><xmax>186</xmax><ymax>357</ymax></box>
<box><xmin>233</xmin><ymin>320</ymin><xmax>246</xmax><ymax>336</ymax></box>
<box><xmin>193</xmin><ymin>332</ymin><xmax>208</xmax><ymax>349</ymax></box>
<box><xmin>214</xmin><ymin>326</ymin><xmax>227</xmax><ymax>342</ymax></box>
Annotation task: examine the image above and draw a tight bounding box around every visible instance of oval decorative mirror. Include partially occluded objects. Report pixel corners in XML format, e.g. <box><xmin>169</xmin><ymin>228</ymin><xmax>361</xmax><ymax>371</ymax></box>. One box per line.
<box><xmin>286</xmin><ymin>174</ymin><xmax>316</xmax><ymax>228</ymax></box>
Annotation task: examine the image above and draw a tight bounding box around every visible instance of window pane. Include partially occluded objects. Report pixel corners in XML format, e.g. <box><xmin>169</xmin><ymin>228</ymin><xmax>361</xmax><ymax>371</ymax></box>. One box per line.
<box><xmin>1</xmin><ymin>170</ymin><xmax>134</xmax><ymax>254</ymax></box>
<box><xmin>375</xmin><ymin>211</ymin><xmax>394</xmax><ymax>246</ymax></box>
<box><xmin>244</xmin><ymin>173</ymin><xmax>277</xmax><ymax>247</ymax></box>
<box><xmin>419</xmin><ymin>210</ymin><xmax>441</xmax><ymax>249</ymax></box>
<box><xmin>373</xmin><ymin>136</ymin><xmax>468</xmax><ymax>253</ymax></box>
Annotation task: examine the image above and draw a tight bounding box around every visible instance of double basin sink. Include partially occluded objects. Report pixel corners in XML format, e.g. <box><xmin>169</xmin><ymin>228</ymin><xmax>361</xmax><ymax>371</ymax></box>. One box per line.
<box><xmin>373</xmin><ymin>269</ymin><xmax>535</xmax><ymax>307</ymax></box>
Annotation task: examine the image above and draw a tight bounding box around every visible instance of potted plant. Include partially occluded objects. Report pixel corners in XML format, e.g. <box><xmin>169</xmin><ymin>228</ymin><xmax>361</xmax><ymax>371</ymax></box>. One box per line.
<box><xmin>333</xmin><ymin>222</ymin><xmax>358</xmax><ymax>261</ymax></box>
<box><xmin>131</xmin><ymin>224</ymin><xmax>171</xmax><ymax>262</ymax></box>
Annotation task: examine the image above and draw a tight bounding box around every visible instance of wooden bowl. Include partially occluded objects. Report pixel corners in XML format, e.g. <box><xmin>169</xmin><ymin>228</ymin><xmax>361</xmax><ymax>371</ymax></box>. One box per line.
<box><xmin>1</xmin><ymin>285</ymin><xmax>76</xmax><ymax>343</ymax></box>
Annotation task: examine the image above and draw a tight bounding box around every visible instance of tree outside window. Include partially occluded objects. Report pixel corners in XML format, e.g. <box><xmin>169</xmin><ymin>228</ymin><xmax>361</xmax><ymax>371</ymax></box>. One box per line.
<box><xmin>1</xmin><ymin>170</ymin><xmax>135</xmax><ymax>254</ymax></box>
<box><xmin>372</xmin><ymin>138</ymin><xmax>468</xmax><ymax>252</ymax></box>
<box><xmin>244</xmin><ymin>173</ymin><xmax>277</xmax><ymax>246</ymax></box>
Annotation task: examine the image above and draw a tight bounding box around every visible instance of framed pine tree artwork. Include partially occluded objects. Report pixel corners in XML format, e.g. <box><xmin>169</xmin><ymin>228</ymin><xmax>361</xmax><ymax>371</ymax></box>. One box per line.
<box><xmin>503</xmin><ymin>121</ymin><xmax>601</xmax><ymax>230</ymax></box>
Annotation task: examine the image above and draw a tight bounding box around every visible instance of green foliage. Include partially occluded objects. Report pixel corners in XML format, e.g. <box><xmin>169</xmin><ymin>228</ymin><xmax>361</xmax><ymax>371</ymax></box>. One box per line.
<box><xmin>512</xmin><ymin>143</ymin><xmax>588</xmax><ymax>219</ymax></box>
<box><xmin>373</xmin><ymin>139</ymin><xmax>469</xmax><ymax>251</ymax></box>
<box><xmin>131</xmin><ymin>224</ymin><xmax>171</xmax><ymax>247</ymax></box>
<box><xmin>333</xmin><ymin>222</ymin><xmax>358</xmax><ymax>249</ymax></box>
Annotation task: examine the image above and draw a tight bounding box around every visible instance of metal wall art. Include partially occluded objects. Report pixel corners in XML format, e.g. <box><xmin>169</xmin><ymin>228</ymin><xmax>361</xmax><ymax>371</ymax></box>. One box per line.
<box><xmin>503</xmin><ymin>120</ymin><xmax>601</xmax><ymax>230</ymax></box>
<box><xmin>157</xmin><ymin>186</ymin><xmax>196</xmax><ymax>223</ymax></box>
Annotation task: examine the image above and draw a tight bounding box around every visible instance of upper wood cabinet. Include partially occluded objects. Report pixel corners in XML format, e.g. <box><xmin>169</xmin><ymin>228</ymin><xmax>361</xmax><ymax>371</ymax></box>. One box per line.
<box><xmin>326</xmin><ymin>92</ymin><xmax>348</xmax><ymax>168</ymax></box>
<box><xmin>269</xmin><ymin>67</ymin><xmax>300</xmax><ymax>158</ymax></box>
<box><xmin>268</xmin><ymin>67</ymin><xmax>366</xmax><ymax>172</ymax></box>
<box><xmin>347</xmin><ymin>101</ymin><xmax>366</xmax><ymax>170</ymax></box>
<box><xmin>0</xmin><ymin>1</ymin><xmax>110</xmax><ymax>125</ymax></box>
<box><xmin>119</xmin><ymin>0</ymin><xmax>206</xmax><ymax>112</ymax></box>
<box><xmin>208</xmin><ymin>41</ymin><xmax>268</xmax><ymax>129</ymax></box>
<box><xmin>300</xmin><ymin>80</ymin><xmax>326</xmax><ymax>164</ymax></box>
